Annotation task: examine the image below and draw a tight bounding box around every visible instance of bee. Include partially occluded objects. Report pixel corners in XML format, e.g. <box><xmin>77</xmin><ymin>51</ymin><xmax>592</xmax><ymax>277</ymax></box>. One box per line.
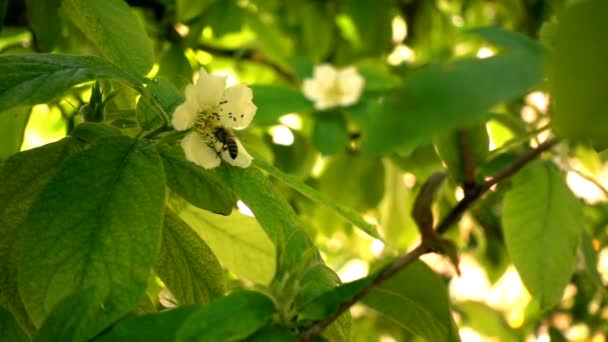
<box><xmin>213</xmin><ymin>126</ymin><xmax>238</xmax><ymax>159</ymax></box>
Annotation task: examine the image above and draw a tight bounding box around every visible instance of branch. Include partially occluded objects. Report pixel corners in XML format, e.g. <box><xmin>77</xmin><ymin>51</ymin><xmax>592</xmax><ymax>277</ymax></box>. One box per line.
<box><xmin>299</xmin><ymin>137</ymin><xmax>560</xmax><ymax>340</ymax></box>
<box><xmin>194</xmin><ymin>43</ymin><xmax>298</xmax><ymax>84</ymax></box>
<box><xmin>299</xmin><ymin>244</ymin><xmax>428</xmax><ymax>341</ymax></box>
<box><xmin>458</xmin><ymin>129</ymin><xmax>477</xmax><ymax>196</ymax></box>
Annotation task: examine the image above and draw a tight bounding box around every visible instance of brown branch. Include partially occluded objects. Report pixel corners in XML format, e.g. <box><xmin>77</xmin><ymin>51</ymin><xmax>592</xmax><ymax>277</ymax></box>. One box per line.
<box><xmin>458</xmin><ymin>129</ymin><xmax>477</xmax><ymax>197</ymax></box>
<box><xmin>194</xmin><ymin>43</ymin><xmax>298</xmax><ymax>84</ymax></box>
<box><xmin>299</xmin><ymin>137</ymin><xmax>560</xmax><ymax>340</ymax></box>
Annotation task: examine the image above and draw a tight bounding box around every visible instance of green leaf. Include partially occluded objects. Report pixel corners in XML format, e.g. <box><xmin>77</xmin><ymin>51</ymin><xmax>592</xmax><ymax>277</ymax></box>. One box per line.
<box><xmin>25</xmin><ymin>0</ymin><xmax>61</xmax><ymax>52</ymax></box>
<box><xmin>343</xmin><ymin>0</ymin><xmax>393</xmax><ymax>54</ymax></box>
<box><xmin>70</xmin><ymin>122</ymin><xmax>123</xmax><ymax>145</ymax></box>
<box><xmin>178</xmin><ymin>204</ymin><xmax>276</xmax><ymax>285</ymax></box>
<box><xmin>159</xmin><ymin>144</ymin><xmax>235</xmax><ymax>216</ymax></box>
<box><xmin>158</xmin><ymin>43</ymin><xmax>193</xmax><ymax>91</ymax></box>
<box><xmin>319</xmin><ymin>154</ymin><xmax>385</xmax><ymax>212</ymax></box>
<box><xmin>457</xmin><ymin>301</ymin><xmax>519</xmax><ymax>341</ymax></box>
<box><xmin>550</xmin><ymin>0</ymin><xmax>608</xmax><ymax>149</ymax></box>
<box><xmin>0</xmin><ymin>54</ymin><xmax>142</xmax><ymax>113</ymax></box>
<box><xmin>311</xmin><ymin>114</ymin><xmax>349</xmax><ymax>155</ymax></box>
<box><xmin>295</xmin><ymin>264</ymin><xmax>342</xmax><ymax>311</ymax></box>
<box><xmin>580</xmin><ymin>230</ymin><xmax>604</xmax><ymax>290</ymax></box>
<box><xmin>355</xmin><ymin>59</ymin><xmax>402</xmax><ymax>91</ymax></box>
<box><xmin>61</xmin><ymin>0</ymin><xmax>154</xmax><ymax>75</ymax></box>
<box><xmin>35</xmin><ymin>288</ymin><xmax>100</xmax><ymax>342</ymax></box>
<box><xmin>250</xmin><ymin>85</ymin><xmax>314</xmax><ymax>126</ymax></box>
<box><xmin>177</xmin><ymin>0</ymin><xmax>215</xmax><ymax>23</ymax></box>
<box><xmin>96</xmin><ymin>307</ymin><xmax>199</xmax><ymax>342</ymax></box>
<box><xmin>245</xmin><ymin>13</ymin><xmax>292</xmax><ymax>70</ymax></box>
<box><xmin>361</xmin><ymin>50</ymin><xmax>543</xmax><ymax>155</ymax></box>
<box><xmin>0</xmin><ymin>138</ymin><xmax>81</xmax><ymax>334</ymax></box>
<box><xmin>252</xmin><ymin>155</ymin><xmax>381</xmax><ymax>239</ymax></box>
<box><xmin>362</xmin><ymin>261</ymin><xmax>460</xmax><ymax>342</ymax></box>
<box><xmin>0</xmin><ymin>106</ymin><xmax>29</xmax><ymax>160</ymax></box>
<box><xmin>176</xmin><ymin>290</ymin><xmax>277</xmax><ymax>342</ymax></box>
<box><xmin>155</xmin><ymin>210</ymin><xmax>225</xmax><ymax>306</ymax></box>
<box><xmin>245</xmin><ymin>325</ymin><xmax>296</xmax><ymax>341</ymax></box>
<box><xmin>0</xmin><ymin>306</ymin><xmax>30</xmax><ymax>342</ymax></box>
<box><xmin>471</xmin><ymin>26</ymin><xmax>545</xmax><ymax>56</ymax></box>
<box><xmin>298</xmin><ymin>271</ymin><xmax>372</xmax><ymax>321</ymax></box>
<box><xmin>502</xmin><ymin>162</ymin><xmax>583</xmax><ymax>309</ymax></box>
<box><xmin>294</xmin><ymin>2</ymin><xmax>333</xmax><ymax>62</ymax></box>
<box><xmin>137</xmin><ymin>79</ymin><xmax>183</xmax><ymax>131</ymax></box>
<box><xmin>216</xmin><ymin>165</ymin><xmax>298</xmax><ymax>248</ymax></box>
<box><xmin>378</xmin><ymin>161</ymin><xmax>418</xmax><ymax>248</ymax></box>
<box><xmin>19</xmin><ymin>137</ymin><xmax>165</xmax><ymax>337</ymax></box>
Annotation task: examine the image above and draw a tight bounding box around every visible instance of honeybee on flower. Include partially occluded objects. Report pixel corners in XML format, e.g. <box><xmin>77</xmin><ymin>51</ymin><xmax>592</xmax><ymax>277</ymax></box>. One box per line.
<box><xmin>171</xmin><ymin>67</ymin><xmax>256</xmax><ymax>169</ymax></box>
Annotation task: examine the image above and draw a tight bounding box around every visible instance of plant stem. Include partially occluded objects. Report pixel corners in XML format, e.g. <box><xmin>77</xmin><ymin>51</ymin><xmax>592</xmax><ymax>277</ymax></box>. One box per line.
<box><xmin>299</xmin><ymin>137</ymin><xmax>560</xmax><ymax>341</ymax></box>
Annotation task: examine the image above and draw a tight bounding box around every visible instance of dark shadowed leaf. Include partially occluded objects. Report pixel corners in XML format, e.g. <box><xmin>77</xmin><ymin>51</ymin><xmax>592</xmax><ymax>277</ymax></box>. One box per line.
<box><xmin>96</xmin><ymin>306</ymin><xmax>199</xmax><ymax>342</ymax></box>
<box><xmin>19</xmin><ymin>137</ymin><xmax>165</xmax><ymax>339</ymax></box>
<box><xmin>176</xmin><ymin>291</ymin><xmax>276</xmax><ymax>342</ymax></box>
<box><xmin>0</xmin><ymin>54</ymin><xmax>142</xmax><ymax>113</ymax></box>
<box><xmin>159</xmin><ymin>144</ymin><xmax>235</xmax><ymax>215</ymax></box>
<box><xmin>0</xmin><ymin>138</ymin><xmax>81</xmax><ymax>334</ymax></box>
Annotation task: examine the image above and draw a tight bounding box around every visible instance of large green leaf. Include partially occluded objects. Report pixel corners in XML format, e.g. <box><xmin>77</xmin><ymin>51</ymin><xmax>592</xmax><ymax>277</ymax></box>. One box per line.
<box><xmin>549</xmin><ymin>0</ymin><xmax>608</xmax><ymax>149</ymax></box>
<box><xmin>502</xmin><ymin>162</ymin><xmax>583</xmax><ymax>309</ymax></box>
<box><xmin>178</xmin><ymin>204</ymin><xmax>276</xmax><ymax>285</ymax></box>
<box><xmin>61</xmin><ymin>0</ymin><xmax>154</xmax><ymax>75</ymax></box>
<box><xmin>96</xmin><ymin>306</ymin><xmax>198</xmax><ymax>342</ymax></box>
<box><xmin>362</xmin><ymin>261</ymin><xmax>460</xmax><ymax>342</ymax></box>
<box><xmin>35</xmin><ymin>288</ymin><xmax>99</xmax><ymax>342</ymax></box>
<box><xmin>361</xmin><ymin>41</ymin><xmax>543</xmax><ymax>155</ymax></box>
<box><xmin>19</xmin><ymin>137</ymin><xmax>165</xmax><ymax>338</ymax></box>
<box><xmin>176</xmin><ymin>290</ymin><xmax>277</xmax><ymax>342</ymax></box>
<box><xmin>456</xmin><ymin>301</ymin><xmax>519</xmax><ymax>342</ymax></box>
<box><xmin>159</xmin><ymin>144</ymin><xmax>235</xmax><ymax>216</ymax></box>
<box><xmin>25</xmin><ymin>0</ymin><xmax>61</xmax><ymax>52</ymax></box>
<box><xmin>0</xmin><ymin>54</ymin><xmax>141</xmax><ymax>113</ymax></box>
<box><xmin>249</xmin><ymin>85</ymin><xmax>314</xmax><ymax>126</ymax></box>
<box><xmin>155</xmin><ymin>210</ymin><xmax>225</xmax><ymax>306</ymax></box>
<box><xmin>252</xmin><ymin>156</ymin><xmax>380</xmax><ymax>239</ymax></box>
<box><xmin>378</xmin><ymin>160</ymin><xmax>418</xmax><ymax>248</ymax></box>
<box><xmin>0</xmin><ymin>306</ymin><xmax>29</xmax><ymax>342</ymax></box>
<box><xmin>216</xmin><ymin>165</ymin><xmax>298</xmax><ymax>248</ymax></box>
<box><xmin>0</xmin><ymin>138</ymin><xmax>81</xmax><ymax>333</ymax></box>
<box><xmin>0</xmin><ymin>106</ymin><xmax>29</xmax><ymax>160</ymax></box>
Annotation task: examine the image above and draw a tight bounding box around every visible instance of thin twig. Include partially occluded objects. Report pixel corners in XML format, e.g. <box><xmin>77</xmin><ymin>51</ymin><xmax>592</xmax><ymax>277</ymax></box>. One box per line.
<box><xmin>458</xmin><ymin>129</ymin><xmax>477</xmax><ymax>196</ymax></box>
<box><xmin>195</xmin><ymin>43</ymin><xmax>298</xmax><ymax>84</ymax></box>
<box><xmin>299</xmin><ymin>137</ymin><xmax>560</xmax><ymax>340</ymax></box>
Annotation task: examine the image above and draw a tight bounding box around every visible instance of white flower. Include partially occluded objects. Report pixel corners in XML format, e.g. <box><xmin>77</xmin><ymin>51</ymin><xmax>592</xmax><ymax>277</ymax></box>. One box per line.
<box><xmin>171</xmin><ymin>68</ymin><xmax>256</xmax><ymax>169</ymax></box>
<box><xmin>302</xmin><ymin>64</ymin><xmax>365</xmax><ymax>110</ymax></box>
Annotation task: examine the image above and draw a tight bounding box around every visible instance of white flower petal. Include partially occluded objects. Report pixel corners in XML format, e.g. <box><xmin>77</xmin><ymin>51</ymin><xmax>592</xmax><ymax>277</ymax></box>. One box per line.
<box><xmin>313</xmin><ymin>64</ymin><xmax>338</xmax><ymax>89</ymax></box>
<box><xmin>221</xmin><ymin>138</ymin><xmax>252</xmax><ymax>168</ymax></box>
<box><xmin>171</xmin><ymin>101</ymin><xmax>198</xmax><ymax>131</ymax></box>
<box><xmin>302</xmin><ymin>79</ymin><xmax>322</xmax><ymax>102</ymax></box>
<box><xmin>194</xmin><ymin>67</ymin><xmax>227</xmax><ymax>107</ymax></box>
<box><xmin>338</xmin><ymin>67</ymin><xmax>364</xmax><ymax>107</ymax></box>
<box><xmin>181</xmin><ymin>132</ymin><xmax>221</xmax><ymax>169</ymax></box>
<box><xmin>219</xmin><ymin>84</ymin><xmax>257</xmax><ymax>129</ymax></box>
